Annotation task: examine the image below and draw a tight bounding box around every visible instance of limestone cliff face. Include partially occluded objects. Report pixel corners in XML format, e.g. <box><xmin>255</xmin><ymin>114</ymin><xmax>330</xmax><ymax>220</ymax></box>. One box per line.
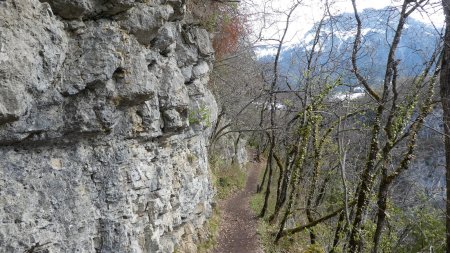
<box><xmin>0</xmin><ymin>0</ymin><xmax>218</xmax><ymax>252</ymax></box>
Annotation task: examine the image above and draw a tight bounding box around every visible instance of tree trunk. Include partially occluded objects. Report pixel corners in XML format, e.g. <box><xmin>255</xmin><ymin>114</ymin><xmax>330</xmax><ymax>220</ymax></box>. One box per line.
<box><xmin>275</xmin><ymin>129</ymin><xmax>311</xmax><ymax>242</ymax></box>
<box><xmin>372</xmin><ymin>175</ymin><xmax>390</xmax><ymax>253</ymax></box>
<box><xmin>257</xmin><ymin>160</ymin><xmax>269</xmax><ymax>193</ymax></box>
<box><xmin>441</xmin><ymin>1</ymin><xmax>450</xmax><ymax>252</ymax></box>
<box><xmin>270</xmin><ymin>153</ymin><xmax>287</xmax><ymax>222</ymax></box>
<box><xmin>269</xmin><ymin>163</ymin><xmax>290</xmax><ymax>223</ymax></box>
<box><xmin>348</xmin><ymin>105</ymin><xmax>383</xmax><ymax>252</ymax></box>
<box><xmin>260</xmin><ymin>146</ymin><xmax>274</xmax><ymax>217</ymax></box>
<box><xmin>330</xmin><ymin>212</ymin><xmax>345</xmax><ymax>253</ymax></box>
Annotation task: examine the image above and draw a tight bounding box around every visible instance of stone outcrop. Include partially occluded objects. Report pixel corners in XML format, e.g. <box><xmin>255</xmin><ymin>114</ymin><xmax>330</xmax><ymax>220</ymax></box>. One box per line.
<box><xmin>211</xmin><ymin>133</ymin><xmax>248</xmax><ymax>167</ymax></box>
<box><xmin>0</xmin><ymin>0</ymin><xmax>217</xmax><ymax>252</ymax></box>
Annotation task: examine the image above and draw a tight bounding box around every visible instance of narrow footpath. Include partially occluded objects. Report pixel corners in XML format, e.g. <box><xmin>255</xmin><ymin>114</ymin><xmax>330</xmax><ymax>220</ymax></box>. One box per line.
<box><xmin>213</xmin><ymin>160</ymin><xmax>264</xmax><ymax>253</ymax></box>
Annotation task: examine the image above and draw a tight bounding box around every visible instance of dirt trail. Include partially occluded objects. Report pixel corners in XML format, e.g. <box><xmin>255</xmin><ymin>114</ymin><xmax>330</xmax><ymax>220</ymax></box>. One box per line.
<box><xmin>213</xmin><ymin>161</ymin><xmax>264</xmax><ymax>253</ymax></box>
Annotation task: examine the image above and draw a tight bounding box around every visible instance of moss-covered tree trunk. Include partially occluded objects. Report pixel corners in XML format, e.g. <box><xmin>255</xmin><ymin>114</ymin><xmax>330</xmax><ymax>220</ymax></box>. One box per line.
<box><xmin>441</xmin><ymin>1</ymin><xmax>450</xmax><ymax>251</ymax></box>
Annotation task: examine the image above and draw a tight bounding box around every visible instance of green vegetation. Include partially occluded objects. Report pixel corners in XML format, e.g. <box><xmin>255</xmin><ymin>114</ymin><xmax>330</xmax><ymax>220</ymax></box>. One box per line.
<box><xmin>396</xmin><ymin>205</ymin><xmax>446</xmax><ymax>253</ymax></box>
<box><xmin>188</xmin><ymin>105</ymin><xmax>211</xmax><ymax>127</ymax></box>
<box><xmin>251</xmin><ymin>170</ymin><xmax>445</xmax><ymax>253</ymax></box>
<box><xmin>190</xmin><ymin>153</ymin><xmax>247</xmax><ymax>252</ymax></box>
<box><xmin>196</xmin><ymin>208</ymin><xmax>221</xmax><ymax>253</ymax></box>
<box><xmin>210</xmin><ymin>154</ymin><xmax>247</xmax><ymax>199</ymax></box>
<box><xmin>251</xmin><ymin>167</ymin><xmax>322</xmax><ymax>253</ymax></box>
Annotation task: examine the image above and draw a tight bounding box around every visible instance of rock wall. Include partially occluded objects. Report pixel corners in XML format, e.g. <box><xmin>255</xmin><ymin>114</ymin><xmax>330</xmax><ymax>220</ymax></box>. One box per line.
<box><xmin>0</xmin><ymin>0</ymin><xmax>218</xmax><ymax>252</ymax></box>
<box><xmin>211</xmin><ymin>133</ymin><xmax>248</xmax><ymax>167</ymax></box>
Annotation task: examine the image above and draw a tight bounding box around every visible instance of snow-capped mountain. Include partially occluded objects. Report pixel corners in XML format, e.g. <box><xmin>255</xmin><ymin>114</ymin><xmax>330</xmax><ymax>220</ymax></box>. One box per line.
<box><xmin>258</xmin><ymin>8</ymin><xmax>442</xmax><ymax>88</ymax></box>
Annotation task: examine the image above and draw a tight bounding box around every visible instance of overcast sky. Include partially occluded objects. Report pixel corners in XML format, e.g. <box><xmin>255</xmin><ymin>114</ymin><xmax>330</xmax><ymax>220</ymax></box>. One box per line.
<box><xmin>247</xmin><ymin>0</ymin><xmax>444</xmax><ymax>48</ymax></box>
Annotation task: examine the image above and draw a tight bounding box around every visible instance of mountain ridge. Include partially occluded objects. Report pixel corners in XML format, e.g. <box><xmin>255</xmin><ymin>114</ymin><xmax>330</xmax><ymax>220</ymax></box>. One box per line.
<box><xmin>257</xmin><ymin>7</ymin><xmax>442</xmax><ymax>88</ymax></box>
